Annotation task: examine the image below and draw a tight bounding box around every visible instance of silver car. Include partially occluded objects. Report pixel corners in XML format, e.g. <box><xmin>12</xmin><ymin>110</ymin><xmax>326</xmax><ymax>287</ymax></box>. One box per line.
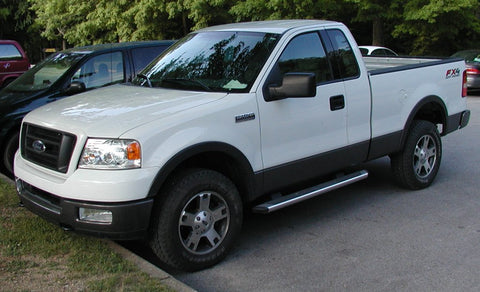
<box><xmin>451</xmin><ymin>50</ymin><xmax>480</xmax><ymax>91</ymax></box>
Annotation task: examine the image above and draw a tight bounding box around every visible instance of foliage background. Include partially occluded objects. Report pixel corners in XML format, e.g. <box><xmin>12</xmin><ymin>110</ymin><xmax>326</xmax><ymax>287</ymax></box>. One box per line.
<box><xmin>1</xmin><ymin>0</ymin><xmax>479</xmax><ymax>63</ymax></box>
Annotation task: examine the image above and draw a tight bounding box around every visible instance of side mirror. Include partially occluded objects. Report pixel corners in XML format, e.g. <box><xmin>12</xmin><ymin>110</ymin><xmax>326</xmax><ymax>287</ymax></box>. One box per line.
<box><xmin>64</xmin><ymin>81</ymin><xmax>86</xmax><ymax>95</ymax></box>
<box><xmin>266</xmin><ymin>73</ymin><xmax>316</xmax><ymax>101</ymax></box>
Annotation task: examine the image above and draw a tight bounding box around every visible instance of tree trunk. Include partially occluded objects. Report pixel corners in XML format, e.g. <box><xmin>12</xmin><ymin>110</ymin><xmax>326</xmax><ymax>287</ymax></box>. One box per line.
<box><xmin>182</xmin><ymin>11</ymin><xmax>187</xmax><ymax>35</ymax></box>
<box><xmin>372</xmin><ymin>17</ymin><xmax>384</xmax><ymax>46</ymax></box>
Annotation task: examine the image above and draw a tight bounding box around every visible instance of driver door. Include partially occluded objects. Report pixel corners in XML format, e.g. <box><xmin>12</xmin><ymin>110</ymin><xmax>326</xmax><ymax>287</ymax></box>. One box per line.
<box><xmin>257</xmin><ymin>31</ymin><xmax>349</xmax><ymax>191</ymax></box>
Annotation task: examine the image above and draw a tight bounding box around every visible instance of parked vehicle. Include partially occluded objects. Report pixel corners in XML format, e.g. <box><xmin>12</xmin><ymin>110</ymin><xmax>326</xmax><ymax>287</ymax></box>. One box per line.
<box><xmin>451</xmin><ymin>49</ymin><xmax>480</xmax><ymax>91</ymax></box>
<box><xmin>14</xmin><ymin>20</ymin><xmax>469</xmax><ymax>271</ymax></box>
<box><xmin>0</xmin><ymin>40</ymin><xmax>30</xmax><ymax>88</ymax></box>
<box><xmin>359</xmin><ymin>45</ymin><xmax>398</xmax><ymax>56</ymax></box>
<box><xmin>0</xmin><ymin>40</ymin><xmax>174</xmax><ymax>177</ymax></box>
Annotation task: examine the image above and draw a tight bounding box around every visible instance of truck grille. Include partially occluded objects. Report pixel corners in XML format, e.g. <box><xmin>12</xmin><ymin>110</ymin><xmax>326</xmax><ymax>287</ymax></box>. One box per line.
<box><xmin>21</xmin><ymin>123</ymin><xmax>77</xmax><ymax>173</ymax></box>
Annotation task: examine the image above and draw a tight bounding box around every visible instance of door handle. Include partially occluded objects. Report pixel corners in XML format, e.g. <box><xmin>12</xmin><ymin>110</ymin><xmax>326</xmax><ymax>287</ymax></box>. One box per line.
<box><xmin>330</xmin><ymin>95</ymin><xmax>345</xmax><ymax>111</ymax></box>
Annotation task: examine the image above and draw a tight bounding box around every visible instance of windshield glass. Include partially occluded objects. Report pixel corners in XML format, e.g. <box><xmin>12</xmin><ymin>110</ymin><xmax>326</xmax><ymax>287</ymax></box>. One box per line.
<box><xmin>133</xmin><ymin>31</ymin><xmax>280</xmax><ymax>92</ymax></box>
<box><xmin>5</xmin><ymin>52</ymin><xmax>87</xmax><ymax>92</ymax></box>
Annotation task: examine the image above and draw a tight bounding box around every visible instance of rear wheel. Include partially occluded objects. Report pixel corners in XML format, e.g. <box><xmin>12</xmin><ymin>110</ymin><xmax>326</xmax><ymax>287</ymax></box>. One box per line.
<box><xmin>391</xmin><ymin>120</ymin><xmax>442</xmax><ymax>189</ymax></box>
<box><xmin>149</xmin><ymin>168</ymin><xmax>243</xmax><ymax>271</ymax></box>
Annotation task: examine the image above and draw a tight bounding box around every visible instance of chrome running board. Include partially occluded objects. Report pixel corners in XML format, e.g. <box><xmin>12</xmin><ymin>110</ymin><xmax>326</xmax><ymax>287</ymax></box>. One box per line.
<box><xmin>252</xmin><ymin>170</ymin><xmax>369</xmax><ymax>214</ymax></box>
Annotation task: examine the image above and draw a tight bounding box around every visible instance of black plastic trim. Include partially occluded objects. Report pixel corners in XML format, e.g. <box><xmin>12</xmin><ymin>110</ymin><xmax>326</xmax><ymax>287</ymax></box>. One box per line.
<box><xmin>259</xmin><ymin>141</ymin><xmax>369</xmax><ymax>195</ymax></box>
<box><xmin>367</xmin><ymin>130</ymin><xmax>403</xmax><ymax>160</ymax></box>
<box><xmin>445</xmin><ymin>110</ymin><xmax>470</xmax><ymax>134</ymax></box>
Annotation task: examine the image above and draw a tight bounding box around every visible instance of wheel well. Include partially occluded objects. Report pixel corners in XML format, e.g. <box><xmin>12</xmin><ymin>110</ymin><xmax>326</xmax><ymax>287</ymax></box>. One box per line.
<box><xmin>178</xmin><ymin>152</ymin><xmax>250</xmax><ymax>198</ymax></box>
<box><xmin>408</xmin><ymin>96</ymin><xmax>447</xmax><ymax>135</ymax></box>
<box><xmin>412</xmin><ymin>102</ymin><xmax>445</xmax><ymax>129</ymax></box>
<box><xmin>149</xmin><ymin>147</ymin><xmax>256</xmax><ymax>207</ymax></box>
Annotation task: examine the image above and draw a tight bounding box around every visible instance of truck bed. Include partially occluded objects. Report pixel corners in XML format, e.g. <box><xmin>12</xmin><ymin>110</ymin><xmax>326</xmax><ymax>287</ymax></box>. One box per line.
<box><xmin>363</xmin><ymin>56</ymin><xmax>443</xmax><ymax>71</ymax></box>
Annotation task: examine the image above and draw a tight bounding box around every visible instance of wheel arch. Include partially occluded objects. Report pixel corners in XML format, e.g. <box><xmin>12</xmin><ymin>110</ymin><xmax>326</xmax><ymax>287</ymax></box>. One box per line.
<box><xmin>147</xmin><ymin>142</ymin><xmax>259</xmax><ymax>205</ymax></box>
<box><xmin>400</xmin><ymin>95</ymin><xmax>448</xmax><ymax>146</ymax></box>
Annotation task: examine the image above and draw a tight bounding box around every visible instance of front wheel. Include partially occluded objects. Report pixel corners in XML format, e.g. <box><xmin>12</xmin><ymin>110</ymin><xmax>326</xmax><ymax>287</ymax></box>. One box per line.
<box><xmin>149</xmin><ymin>168</ymin><xmax>243</xmax><ymax>271</ymax></box>
<box><xmin>2</xmin><ymin>132</ymin><xmax>19</xmax><ymax>178</ymax></box>
<box><xmin>391</xmin><ymin>120</ymin><xmax>442</xmax><ymax>190</ymax></box>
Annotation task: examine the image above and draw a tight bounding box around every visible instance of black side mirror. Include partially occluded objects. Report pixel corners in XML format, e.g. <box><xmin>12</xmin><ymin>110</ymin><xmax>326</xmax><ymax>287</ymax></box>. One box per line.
<box><xmin>266</xmin><ymin>73</ymin><xmax>316</xmax><ymax>101</ymax></box>
<box><xmin>64</xmin><ymin>81</ymin><xmax>86</xmax><ymax>95</ymax></box>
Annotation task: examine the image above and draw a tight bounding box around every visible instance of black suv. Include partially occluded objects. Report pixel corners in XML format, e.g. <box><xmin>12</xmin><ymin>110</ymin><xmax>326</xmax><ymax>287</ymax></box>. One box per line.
<box><xmin>0</xmin><ymin>40</ymin><xmax>174</xmax><ymax>177</ymax></box>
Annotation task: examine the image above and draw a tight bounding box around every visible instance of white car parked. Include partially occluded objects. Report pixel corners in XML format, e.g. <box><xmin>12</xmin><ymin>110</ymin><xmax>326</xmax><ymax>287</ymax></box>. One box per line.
<box><xmin>359</xmin><ymin>45</ymin><xmax>398</xmax><ymax>56</ymax></box>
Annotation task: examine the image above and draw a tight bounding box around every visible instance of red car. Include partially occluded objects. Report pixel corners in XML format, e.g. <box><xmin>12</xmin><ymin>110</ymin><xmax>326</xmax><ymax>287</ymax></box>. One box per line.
<box><xmin>0</xmin><ymin>40</ymin><xmax>30</xmax><ymax>88</ymax></box>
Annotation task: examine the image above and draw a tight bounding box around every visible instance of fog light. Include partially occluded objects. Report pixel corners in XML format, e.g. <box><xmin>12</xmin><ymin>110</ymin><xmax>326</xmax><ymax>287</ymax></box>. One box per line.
<box><xmin>79</xmin><ymin>208</ymin><xmax>112</xmax><ymax>224</ymax></box>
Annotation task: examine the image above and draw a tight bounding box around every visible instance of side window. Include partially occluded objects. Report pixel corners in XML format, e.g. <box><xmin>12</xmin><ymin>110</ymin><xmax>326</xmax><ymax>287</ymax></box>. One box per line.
<box><xmin>72</xmin><ymin>52</ymin><xmax>124</xmax><ymax>89</ymax></box>
<box><xmin>277</xmin><ymin>32</ymin><xmax>332</xmax><ymax>84</ymax></box>
<box><xmin>131</xmin><ymin>46</ymin><xmax>168</xmax><ymax>74</ymax></box>
<box><xmin>0</xmin><ymin>44</ymin><xmax>22</xmax><ymax>60</ymax></box>
<box><xmin>325</xmin><ymin>29</ymin><xmax>360</xmax><ymax>79</ymax></box>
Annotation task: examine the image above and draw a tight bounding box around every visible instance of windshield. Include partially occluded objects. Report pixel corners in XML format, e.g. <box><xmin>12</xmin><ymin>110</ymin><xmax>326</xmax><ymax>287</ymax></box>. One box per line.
<box><xmin>133</xmin><ymin>31</ymin><xmax>280</xmax><ymax>92</ymax></box>
<box><xmin>5</xmin><ymin>52</ymin><xmax>87</xmax><ymax>92</ymax></box>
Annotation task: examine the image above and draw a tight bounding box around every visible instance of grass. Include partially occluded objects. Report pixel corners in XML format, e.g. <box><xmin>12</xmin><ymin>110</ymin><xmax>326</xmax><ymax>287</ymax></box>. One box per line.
<box><xmin>0</xmin><ymin>178</ymin><xmax>175</xmax><ymax>291</ymax></box>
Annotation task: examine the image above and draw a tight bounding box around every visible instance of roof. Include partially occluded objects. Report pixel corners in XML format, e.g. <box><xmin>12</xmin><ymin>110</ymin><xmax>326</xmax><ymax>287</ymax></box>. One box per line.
<box><xmin>197</xmin><ymin>20</ymin><xmax>340</xmax><ymax>34</ymax></box>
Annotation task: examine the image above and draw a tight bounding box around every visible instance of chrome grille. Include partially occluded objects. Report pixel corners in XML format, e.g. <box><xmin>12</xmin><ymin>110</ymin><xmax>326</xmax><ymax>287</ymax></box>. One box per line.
<box><xmin>21</xmin><ymin>123</ymin><xmax>76</xmax><ymax>173</ymax></box>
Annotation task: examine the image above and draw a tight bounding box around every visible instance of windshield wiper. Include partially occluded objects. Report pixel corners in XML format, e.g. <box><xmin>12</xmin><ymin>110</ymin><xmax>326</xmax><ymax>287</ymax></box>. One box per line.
<box><xmin>137</xmin><ymin>73</ymin><xmax>152</xmax><ymax>88</ymax></box>
<box><xmin>162</xmin><ymin>78</ymin><xmax>212</xmax><ymax>91</ymax></box>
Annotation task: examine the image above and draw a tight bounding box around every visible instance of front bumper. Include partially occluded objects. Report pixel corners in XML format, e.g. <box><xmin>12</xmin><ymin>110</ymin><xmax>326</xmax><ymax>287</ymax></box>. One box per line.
<box><xmin>16</xmin><ymin>178</ymin><xmax>153</xmax><ymax>240</ymax></box>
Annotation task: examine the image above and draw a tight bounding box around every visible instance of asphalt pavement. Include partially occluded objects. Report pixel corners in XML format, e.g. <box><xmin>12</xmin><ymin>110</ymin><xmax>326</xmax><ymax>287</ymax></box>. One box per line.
<box><xmin>169</xmin><ymin>95</ymin><xmax>480</xmax><ymax>291</ymax></box>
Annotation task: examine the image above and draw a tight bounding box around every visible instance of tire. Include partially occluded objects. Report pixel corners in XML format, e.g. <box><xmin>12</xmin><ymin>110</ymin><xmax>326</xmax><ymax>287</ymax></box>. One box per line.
<box><xmin>149</xmin><ymin>168</ymin><xmax>243</xmax><ymax>271</ymax></box>
<box><xmin>2</xmin><ymin>132</ymin><xmax>19</xmax><ymax>178</ymax></box>
<box><xmin>391</xmin><ymin>120</ymin><xmax>442</xmax><ymax>190</ymax></box>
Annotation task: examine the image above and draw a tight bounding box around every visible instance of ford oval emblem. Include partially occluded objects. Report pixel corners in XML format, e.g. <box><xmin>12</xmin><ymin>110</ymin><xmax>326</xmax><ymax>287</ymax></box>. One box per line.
<box><xmin>32</xmin><ymin>140</ymin><xmax>46</xmax><ymax>153</ymax></box>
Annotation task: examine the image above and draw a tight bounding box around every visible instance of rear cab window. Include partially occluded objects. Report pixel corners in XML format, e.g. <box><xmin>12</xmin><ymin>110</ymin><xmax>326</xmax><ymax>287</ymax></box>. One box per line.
<box><xmin>322</xmin><ymin>29</ymin><xmax>360</xmax><ymax>79</ymax></box>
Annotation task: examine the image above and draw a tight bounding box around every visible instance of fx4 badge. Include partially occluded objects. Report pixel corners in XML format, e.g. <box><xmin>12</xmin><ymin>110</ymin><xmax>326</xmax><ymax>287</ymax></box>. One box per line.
<box><xmin>445</xmin><ymin>68</ymin><xmax>460</xmax><ymax>79</ymax></box>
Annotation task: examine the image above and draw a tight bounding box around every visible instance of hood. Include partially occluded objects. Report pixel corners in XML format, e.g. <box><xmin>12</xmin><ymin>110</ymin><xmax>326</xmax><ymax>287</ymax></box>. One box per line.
<box><xmin>24</xmin><ymin>84</ymin><xmax>227</xmax><ymax>137</ymax></box>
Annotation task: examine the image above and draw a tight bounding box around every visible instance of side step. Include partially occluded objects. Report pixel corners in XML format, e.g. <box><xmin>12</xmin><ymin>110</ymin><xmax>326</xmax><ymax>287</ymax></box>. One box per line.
<box><xmin>252</xmin><ymin>170</ymin><xmax>369</xmax><ymax>214</ymax></box>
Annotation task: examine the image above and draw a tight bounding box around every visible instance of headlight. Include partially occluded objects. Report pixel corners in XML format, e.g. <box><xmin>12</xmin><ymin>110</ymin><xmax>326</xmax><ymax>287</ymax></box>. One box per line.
<box><xmin>79</xmin><ymin>139</ymin><xmax>141</xmax><ymax>169</ymax></box>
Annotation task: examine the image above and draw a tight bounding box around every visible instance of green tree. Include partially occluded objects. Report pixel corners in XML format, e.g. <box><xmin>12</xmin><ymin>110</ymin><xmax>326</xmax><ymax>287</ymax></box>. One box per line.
<box><xmin>120</xmin><ymin>0</ymin><xmax>183</xmax><ymax>40</ymax></box>
<box><xmin>30</xmin><ymin>0</ymin><xmax>87</xmax><ymax>49</ymax></box>
<box><xmin>1</xmin><ymin>0</ymin><xmax>35</xmax><ymax>39</ymax></box>
<box><xmin>230</xmin><ymin>0</ymin><xmax>348</xmax><ymax>22</ymax></box>
<box><xmin>1</xmin><ymin>0</ymin><xmax>43</xmax><ymax>62</ymax></box>
<box><xmin>346</xmin><ymin>0</ymin><xmax>403</xmax><ymax>46</ymax></box>
<box><xmin>66</xmin><ymin>0</ymin><xmax>127</xmax><ymax>45</ymax></box>
<box><xmin>393</xmin><ymin>0</ymin><xmax>480</xmax><ymax>55</ymax></box>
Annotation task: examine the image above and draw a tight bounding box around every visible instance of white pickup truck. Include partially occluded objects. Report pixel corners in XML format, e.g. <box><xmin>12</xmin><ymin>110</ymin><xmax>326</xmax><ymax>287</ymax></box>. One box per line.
<box><xmin>14</xmin><ymin>20</ymin><xmax>470</xmax><ymax>271</ymax></box>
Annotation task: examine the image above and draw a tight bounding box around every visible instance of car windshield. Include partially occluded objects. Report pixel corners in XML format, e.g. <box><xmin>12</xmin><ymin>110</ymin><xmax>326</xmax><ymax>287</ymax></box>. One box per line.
<box><xmin>5</xmin><ymin>51</ymin><xmax>87</xmax><ymax>92</ymax></box>
<box><xmin>133</xmin><ymin>31</ymin><xmax>280</xmax><ymax>92</ymax></box>
<box><xmin>452</xmin><ymin>50</ymin><xmax>480</xmax><ymax>63</ymax></box>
